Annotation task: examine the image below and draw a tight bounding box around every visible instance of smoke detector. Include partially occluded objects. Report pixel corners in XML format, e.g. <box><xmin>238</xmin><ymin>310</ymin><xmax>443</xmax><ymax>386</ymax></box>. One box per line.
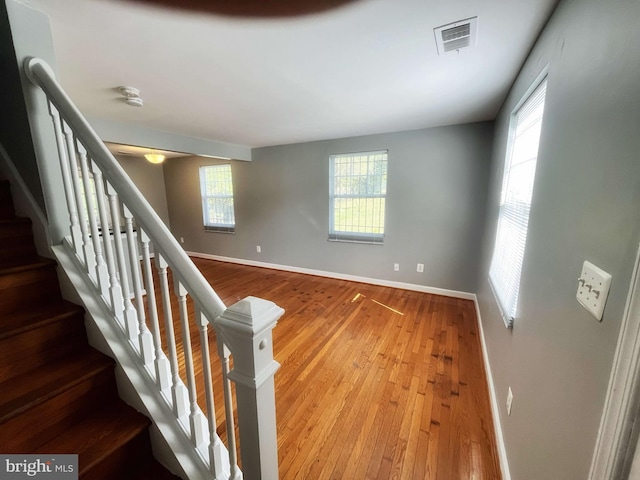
<box><xmin>118</xmin><ymin>86</ymin><xmax>143</xmax><ymax>107</ymax></box>
<box><xmin>434</xmin><ymin>17</ymin><xmax>478</xmax><ymax>55</ymax></box>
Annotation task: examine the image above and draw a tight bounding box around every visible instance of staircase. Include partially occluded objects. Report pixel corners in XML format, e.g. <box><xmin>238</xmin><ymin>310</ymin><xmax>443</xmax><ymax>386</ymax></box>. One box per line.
<box><xmin>0</xmin><ymin>179</ymin><xmax>180</xmax><ymax>479</ymax></box>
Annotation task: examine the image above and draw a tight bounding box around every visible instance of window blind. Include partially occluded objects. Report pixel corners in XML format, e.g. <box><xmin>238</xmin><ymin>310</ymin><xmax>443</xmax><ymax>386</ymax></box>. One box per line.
<box><xmin>489</xmin><ymin>78</ymin><xmax>547</xmax><ymax>328</ymax></box>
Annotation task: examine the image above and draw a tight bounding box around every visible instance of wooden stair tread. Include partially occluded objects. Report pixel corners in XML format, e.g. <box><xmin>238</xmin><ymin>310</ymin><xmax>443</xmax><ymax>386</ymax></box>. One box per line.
<box><xmin>0</xmin><ymin>301</ymin><xmax>83</xmax><ymax>341</ymax></box>
<box><xmin>0</xmin><ymin>348</ymin><xmax>113</xmax><ymax>424</ymax></box>
<box><xmin>0</xmin><ymin>216</ymin><xmax>31</xmax><ymax>226</ymax></box>
<box><xmin>0</xmin><ymin>179</ymin><xmax>178</xmax><ymax>480</ymax></box>
<box><xmin>0</xmin><ymin>257</ymin><xmax>56</xmax><ymax>275</ymax></box>
<box><xmin>34</xmin><ymin>402</ymin><xmax>150</xmax><ymax>475</ymax></box>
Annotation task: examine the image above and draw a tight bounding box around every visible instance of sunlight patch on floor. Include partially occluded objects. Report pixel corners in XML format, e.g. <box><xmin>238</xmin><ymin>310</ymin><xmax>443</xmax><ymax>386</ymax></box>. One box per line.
<box><xmin>351</xmin><ymin>292</ymin><xmax>404</xmax><ymax>315</ymax></box>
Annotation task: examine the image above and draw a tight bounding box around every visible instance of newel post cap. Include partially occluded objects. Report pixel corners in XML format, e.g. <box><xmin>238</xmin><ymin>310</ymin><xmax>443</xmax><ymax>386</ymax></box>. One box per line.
<box><xmin>214</xmin><ymin>296</ymin><xmax>284</xmax><ymax>389</ymax></box>
<box><xmin>214</xmin><ymin>296</ymin><xmax>284</xmax><ymax>336</ymax></box>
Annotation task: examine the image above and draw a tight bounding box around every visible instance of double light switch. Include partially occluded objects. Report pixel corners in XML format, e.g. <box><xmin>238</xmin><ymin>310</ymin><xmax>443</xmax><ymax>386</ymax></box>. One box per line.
<box><xmin>577</xmin><ymin>261</ymin><xmax>612</xmax><ymax>321</ymax></box>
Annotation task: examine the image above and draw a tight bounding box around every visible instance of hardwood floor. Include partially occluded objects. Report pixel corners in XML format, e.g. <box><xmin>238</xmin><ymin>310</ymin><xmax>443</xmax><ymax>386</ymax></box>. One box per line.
<box><xmin>156</xmin><ymin>258</ymin><xmax>501</xmax><ymax>479</ymax></box>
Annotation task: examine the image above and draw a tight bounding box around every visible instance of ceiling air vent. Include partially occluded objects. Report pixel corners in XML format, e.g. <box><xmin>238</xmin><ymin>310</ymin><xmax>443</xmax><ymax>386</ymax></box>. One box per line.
<box><xmin>434</xmin><ymin>17</ymin><xmax>478</xmax><ymax>55</ymax></box>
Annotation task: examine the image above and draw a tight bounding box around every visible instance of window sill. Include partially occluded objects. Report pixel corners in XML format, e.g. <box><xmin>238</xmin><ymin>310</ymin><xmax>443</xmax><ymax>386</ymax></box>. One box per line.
<box><xmin>328</xmin><ymin>236</ymin><xmax>383</xmax><ymax>245</ymax></box>
<box><xmin>488</xmin><ymin>276</ymin><xmax>514</xmax><ymax>329</ymax></box>
<box><xmin>204</xmin><ymin>226</ymin><xmax>235</xmax><ymax>234</ymax></box>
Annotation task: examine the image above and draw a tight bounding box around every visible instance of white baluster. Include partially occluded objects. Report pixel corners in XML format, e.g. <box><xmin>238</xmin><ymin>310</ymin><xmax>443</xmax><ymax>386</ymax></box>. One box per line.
<box><xmin>67</xmin><ymin>138</ymin><xmax>94</xmax><ymax>274</ymax></box>
<box><xmin>24</xmin><ymin>56</ymin><xmax>248</xmax><ymax>480</ymax></box>
<box><xmin>47</xmin><ymin>104</ymin><xmax>81</xmax><ymax>250</ymax></box>
<box><xmin>195</xmin><ymin>308</ymin><xmax>226</xmax><ymax>478</ymax></box>
<box><xmin>215</xmin><ymin>296</ymin><xmax>284</xmax><ymax>480</ymax></box>
<box><xmin>175</xmin><ymin>280</ymin><xmax>207</xmax><ymax>447</ymax></box>
<box><xmin>123</xmin><ymin>205</ymin><xmax>154</xmax><ymax>364</ymax></box>
<box><xmin>139</xmin><ymin>230</ymin><xmax>171</xmax><ymax>390</ymax></box>
<box><xmin>90</xmin><ymin>160</ymin><xmax>123</xmax><ymax>316</ymax></box>
<box><xmin>218</xmin><ymin>342</ymin><xmax>240</xmax><ymax>480</ymax></box>
<box><xmin>107</xmin><ymin>187</ymin><xmax>137</xmax><ymax>338</ymax></box>
<box><xmin>155</xmin><ymin>254</ymin><xmax>189</xmax><ymax>418</ymax></box>
<box><xmin>77</xmin><ymin>142</ymin><xmax>108</xmax><ymax>294</ymax></box>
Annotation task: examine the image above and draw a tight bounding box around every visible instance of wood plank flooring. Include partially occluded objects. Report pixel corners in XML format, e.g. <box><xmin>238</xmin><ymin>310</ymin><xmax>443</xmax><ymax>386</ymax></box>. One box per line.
<box><xmin>153</xmin><ymin>258</ymin><xmax>501</xmax><ymax>479</ymax></box>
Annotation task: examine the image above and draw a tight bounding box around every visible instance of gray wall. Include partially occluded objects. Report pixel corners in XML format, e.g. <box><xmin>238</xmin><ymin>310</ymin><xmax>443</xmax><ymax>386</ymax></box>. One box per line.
<box><xmin>4</xmin><ymin>0</ymin><xmax>75</xmax><ymax>243</ymax></box>
<box><xmin>1</xmin><ymin>0</ymin><xmax>57</xmax><ymax>213</ymax></box>
<box><xmin>165</xmin><ymin>122</ymin><xmax>493</xmax><ymax>293</ymax></box>
<box><xmin>114</xmin><ymin>154</ymin><xmax>171</xmax><ymax>227</ymax></box>
<box><xmin>0</xmin><ymin>0</ymin><xmax>39</xmax><ymax>203</ymax></box>
<box><xmin>476</xmin><ymin>0</ymin><xmax>640</xmax><ymax>478</ymax></box>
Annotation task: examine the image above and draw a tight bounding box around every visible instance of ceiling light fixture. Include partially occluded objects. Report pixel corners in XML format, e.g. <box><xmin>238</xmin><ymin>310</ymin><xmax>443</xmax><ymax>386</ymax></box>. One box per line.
<box><xmin>144</xmin><ymin>151</ymin><xmax>166</xmax><ymax>164</ymax></box>
<box><xmin>118</xmin><ymin>86</ymin><xmax>143</xmax><ymax>107</ymax></box>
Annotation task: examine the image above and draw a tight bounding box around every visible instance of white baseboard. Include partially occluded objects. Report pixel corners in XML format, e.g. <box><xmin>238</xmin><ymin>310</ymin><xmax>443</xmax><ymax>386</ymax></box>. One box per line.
<box><xmin>186</xmin><ymin>251</ymin><xmax>476</xmax><ymax>301</ymax></box>
<box><xmin>473</xmin><ymin>295</ymin><xmax>511</xmax><ymax>480</ymax></box>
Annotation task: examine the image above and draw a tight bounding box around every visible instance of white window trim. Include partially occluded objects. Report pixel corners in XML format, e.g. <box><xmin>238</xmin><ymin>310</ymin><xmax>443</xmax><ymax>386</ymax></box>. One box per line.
<box><xmin>328</xmin><ymin>150</ymin><xmax>388</xmax><ymax>245</ymax></box>
<box><xmin>199</xmin><ymin>164</ymin><xmax>236</xmax><ymax>234</ymax></box>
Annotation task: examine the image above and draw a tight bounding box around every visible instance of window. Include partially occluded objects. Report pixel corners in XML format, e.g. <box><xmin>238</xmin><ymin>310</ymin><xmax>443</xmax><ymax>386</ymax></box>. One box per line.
<box><xmin>329</xmin><ymin>150</ymin><xmax>387</xmax><ymax>244</ymax></box>
<box><xmin>489</xmin><ymin>77</ymin><xmax>547</xmax><ymax>328</ymax></box>
<box><xmin>199</xmin><ymin>164</ymin><xmax>235</xmax><ymax>233</ymax></box>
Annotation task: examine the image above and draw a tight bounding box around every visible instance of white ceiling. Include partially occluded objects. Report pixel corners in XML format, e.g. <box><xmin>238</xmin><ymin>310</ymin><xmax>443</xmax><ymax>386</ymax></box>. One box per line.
<box><xmin>25</xmin><ymin>0</ymin><xmax>558</xmax><ymax>148</ymax></box>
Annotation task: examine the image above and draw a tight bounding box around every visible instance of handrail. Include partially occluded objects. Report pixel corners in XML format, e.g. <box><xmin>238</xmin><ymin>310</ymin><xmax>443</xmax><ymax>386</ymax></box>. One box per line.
<box><xmin>23</xmin><ymin>56</ymin><xmax>282</xmax><ymax>480</ymax></box>
<box><xmin>24</xmin><ymin>56</ymin><xmax>227</xmax><ymax>320</ymax></box>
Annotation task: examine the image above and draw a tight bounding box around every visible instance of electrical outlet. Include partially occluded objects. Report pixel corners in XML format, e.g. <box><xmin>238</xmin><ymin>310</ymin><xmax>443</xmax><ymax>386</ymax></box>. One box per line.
<box><xmin>577</xmin><ymin>261</ymin><xmax>612</xmax><ymax>321</ymax></box>
<box><xmin>506</xmin><ymin>387</ymin><xmax>513</xmax><ymax>416</ymax></box>
<box><xmin>256</xmin><ymin>245</ymin><xmax>261</xmax><ymax>253</ymax></box>
<box><xmin>180</xmin><ymin>237</ymin><xmax>184</xmax><ymax>244</ymax></box>
<box><xmin>394</xmin><ymin>263</ymin><xmax>399</xmax><ymax>271</ymax></box>
<box><xmin>417</xmin><ymin>263</ymin><xmax>424</xmax><ymax>273</ymax></box>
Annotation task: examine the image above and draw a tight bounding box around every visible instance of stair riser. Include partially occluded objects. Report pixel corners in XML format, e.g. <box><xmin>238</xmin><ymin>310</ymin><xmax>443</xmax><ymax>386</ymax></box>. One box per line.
<box><xmin>0</xmin><ymin>244</ymin><xmax>38</xmax><ymax>263</ymax></box>
<box><xmin>0</xmin><ymin>222</ymin><xmax>36</xmax><ymax>262</ymax></box>
<box><xmin>0</xmin><ymin>230</ymin><xmax>37</xmax><ymax>262</ymax></box>
<box><xmin>0</xmin><ymin>369</ymin><xmax>117</xmax><ymax>453</ymax></box>
<box><xmin>0</xmin><ymin>266</ymin><xmax>61</xmax><ymax>315</ymax></box>
<box><xmin>0</xmin><ymin>314</ymin><xmax>86</xmax><ymax>382</ymax></box>
<box><xmin>0</xmin><ymin>207</ymin><xmax>15</xmax><ymax>218</ymax></box>
<box><xmin>81</xmin><ymin>430</ymin><xmax>151</xmax><ymax>480</ymax></box>
<box><xmin>0</xmin><ymin>221</ymin><xmax>32</xmax><ymax>239</ymax></box>
<box><xmin>0</xmin><ymin>183</ymin><xmax>15</xmax><ymax>218</ymax></box>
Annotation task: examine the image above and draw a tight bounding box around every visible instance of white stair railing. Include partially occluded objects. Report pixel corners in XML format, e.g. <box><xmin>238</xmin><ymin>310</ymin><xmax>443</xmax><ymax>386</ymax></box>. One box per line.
<box><xmin>24</xmin><ymin>57</ymin><xmax>283</xmax><ymax>480</ymax></box>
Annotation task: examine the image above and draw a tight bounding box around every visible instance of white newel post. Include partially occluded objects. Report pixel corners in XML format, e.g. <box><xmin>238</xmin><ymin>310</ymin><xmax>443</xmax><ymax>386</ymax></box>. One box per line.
<box><xmin>214</xmin><ymin>296</ymin><xmax>284</xmax><ymax>480</ymax></box>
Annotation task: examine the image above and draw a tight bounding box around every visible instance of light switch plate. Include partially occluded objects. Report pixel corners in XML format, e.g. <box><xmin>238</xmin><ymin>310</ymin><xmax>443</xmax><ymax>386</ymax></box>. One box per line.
<box><xmin>577</xmin><ymin>261</ymin><xmax>612</xmax><ymax>321</ymax></box>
